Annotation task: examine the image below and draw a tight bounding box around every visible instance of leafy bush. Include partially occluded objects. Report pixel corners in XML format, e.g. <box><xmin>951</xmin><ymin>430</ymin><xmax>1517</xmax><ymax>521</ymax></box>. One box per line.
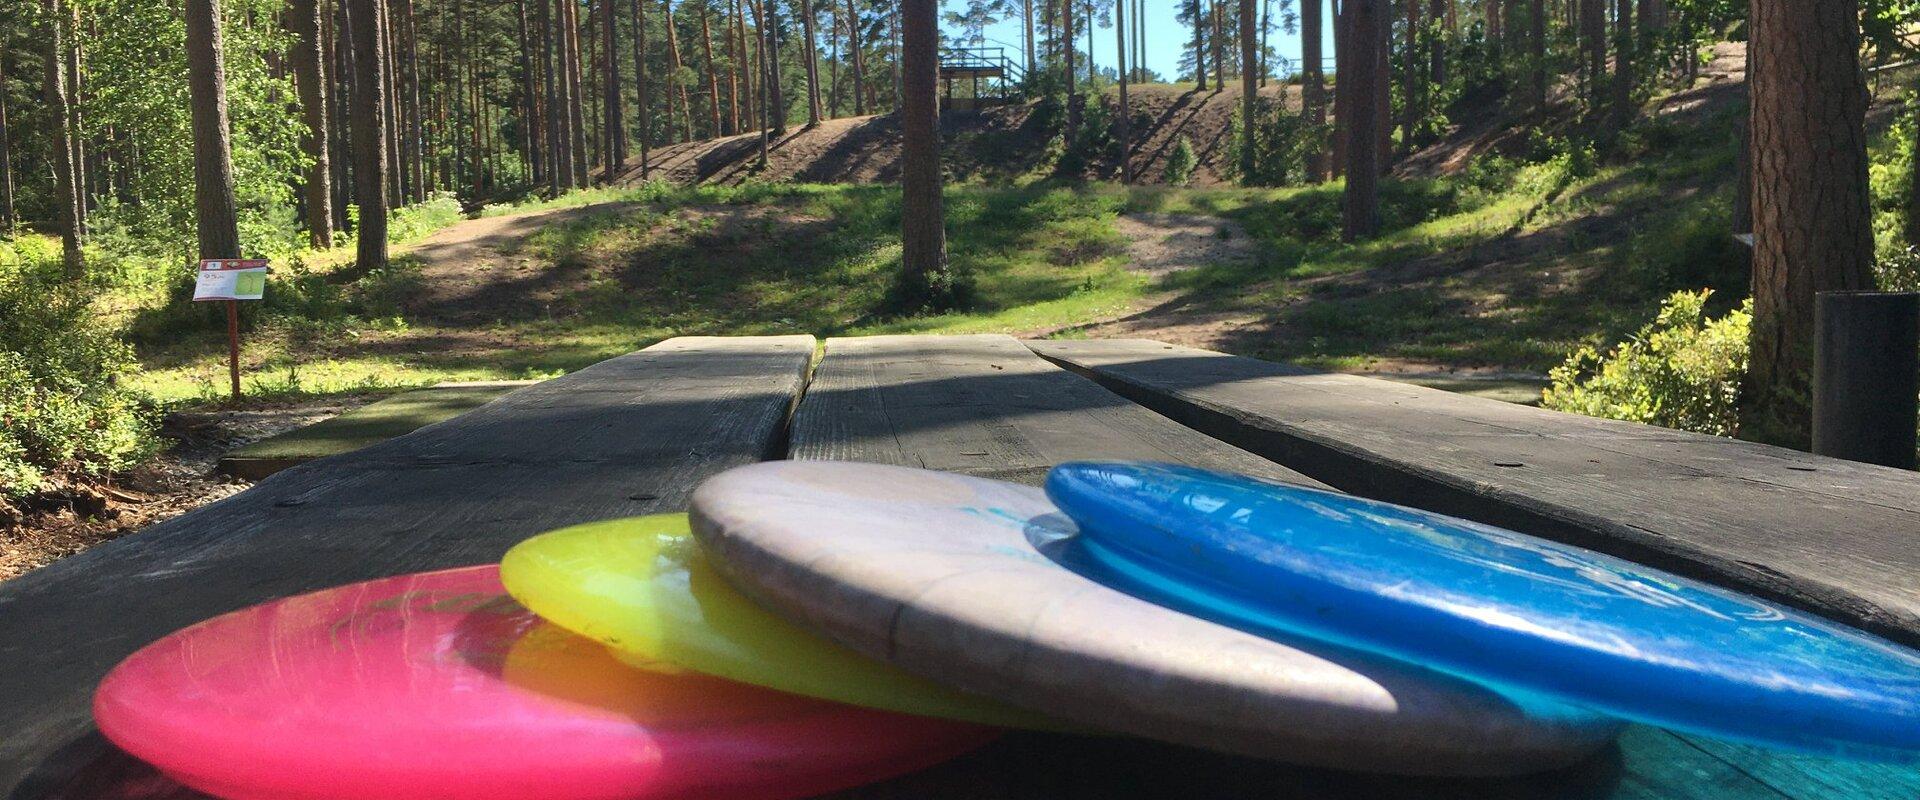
<box><xmin>0</xmin><ymin>272</ymin><xmax>160</xmax><ymax>504</ymax></box>
<box><xmin>1227</xmin><ymin>98</ymin><xmax>1324</xmax><ymax>187</ymax></box>
<box><xmin>386</xmin><ymin>192</ymin><xmax>467</xmax><ymax>243</ymax></box>
<box><xmin>1165</xmin><ymin>137</ymin><xmax>1198</xmax><ymax>186</ymax></box>
<box><xmin>1542</xmin><ymin>289</ymin><xmax>1750</xmax><ymax>437</ymax></box>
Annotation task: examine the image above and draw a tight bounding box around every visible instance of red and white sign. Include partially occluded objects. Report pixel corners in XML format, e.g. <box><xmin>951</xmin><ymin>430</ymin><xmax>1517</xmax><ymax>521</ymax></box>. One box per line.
<box><xmin>193</xmin><ymin>259</ymin><xmax>270</xmax><ymax>302</ymax></box>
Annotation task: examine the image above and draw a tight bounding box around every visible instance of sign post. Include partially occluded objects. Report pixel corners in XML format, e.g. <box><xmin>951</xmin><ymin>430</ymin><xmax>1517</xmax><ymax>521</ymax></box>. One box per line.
<box><xmin>193</xmin><ymin>259</ymin><xmax>269</xmax><ymax>402</ymax></box>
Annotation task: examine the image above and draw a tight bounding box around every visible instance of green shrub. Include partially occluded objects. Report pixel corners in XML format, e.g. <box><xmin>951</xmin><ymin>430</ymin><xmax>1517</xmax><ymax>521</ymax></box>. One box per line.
<box><xmin>0</xmin><ymin>273</ymin><xmax>160</xmax><ymax>504</ymax></box>
<box><xmin>1165</xmin><ymin>137</ymin><xmax>1198</xmax><ymax>186</ymax></box>
<box><xmin>387</xmin><ymin>192</ymin><xmax>467</xmax><ymax>243</ymax></box>
<box><xmin>1542</xmin><ymin>289</ymin><xmax>1750</xmax><ymax>437</ymax></box>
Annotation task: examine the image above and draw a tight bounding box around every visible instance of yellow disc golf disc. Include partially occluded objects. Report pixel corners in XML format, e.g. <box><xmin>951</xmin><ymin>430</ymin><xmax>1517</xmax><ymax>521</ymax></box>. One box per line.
<box><xmin>500</xmin><ymin>514</ymin><xmax>1052</xmax><ymax>728</ymax></box>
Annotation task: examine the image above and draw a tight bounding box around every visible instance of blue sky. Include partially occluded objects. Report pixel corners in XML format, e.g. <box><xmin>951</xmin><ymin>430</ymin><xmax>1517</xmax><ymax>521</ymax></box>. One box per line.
<box><xmin>957</xmin><ymin>1</ymin><xmax>1336</xmax><ymax>82</ymax></box>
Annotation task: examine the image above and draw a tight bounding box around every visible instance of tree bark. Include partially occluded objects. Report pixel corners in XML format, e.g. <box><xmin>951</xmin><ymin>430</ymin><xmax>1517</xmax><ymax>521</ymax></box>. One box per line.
<box><xmin>1530</xmin><ymin>0</ymin><xmax>1546</xmax><ymax>108</ymax></box>
<box><xmin>1581</xmin><ymin>0</ymin><xmax>1604</xmax><ymax>104</ymax></box>
<box><xmin>634</xmin><ymin>0</ymin><xmax>651</xmax><ymax>176</ymax></box>
<box><xmin>0</xmin><ymin>53</ymin><xmax>14</xmax><ymax>231</ymax></box>
<box><xmin>799</xmin><ymin>0</ymin><xmax>823</xmax><ymax>126</ymax></box>
<box><xmin>1063</xmin><ymin>0</ymin><xmax>1076</xmax><ymax>97</ymax></box>
<box><xmin>1611</xmin><ymin>0</ymin><xmax>1632</xmax><ymax>128</ymax></box>
<box><xmin>698</xmin><ymin>1</ymin><xmax>723</xmax><ymax>137</ymax></box>
<box><xmin>847</xmin><ymin>0</ymin><xmax>866</xmax><ymax>115</ymax></box>
<box><xmin>64</xmin><ymin>3</ymin><xmax>85</xmax><ymax>235</ymax></box>
<box><xmin>1401</xmin><ymin>0</ymin><xmax>1419</xmax><ymax>149</ymax></box>
<box><xmin>1304</xmin><ymin>0</ymin><xmax>1326</xmax><ymax>180</ymax></box>
<box><xmin>1342</xmin><ymin>0</ymin><xmax>1382</xmax><ymax>240</ymax></box>
<box><xmin>1192</xmin><ymin>0</ymin><xmax>1206</xmax><ymax>90</ymax></box>
<box><xmin>1239</xmin><ymin>0</ymin><xmax>1256</xmax><ymax>180</ymax></box>
<box><xmin>567</xmin><ymin>0</ymin><xmax>591</xmax><ymax>183</ymax></box>
<box><xmin>729</xmin><ymin>0</ymin><xmax>746</xmax><ymax>130</ymax></box>
<box><xmin>897</xmin><ymin>0</ymin><xmax>952</xmax><ymax>309</ymax></box>
<box><xmin>1116</xmin><ymin>0</ymin><xmax>1130</xmax><ymax>182</ymax></box>
<box><xmin>767</xmin><ymin>0</ymin><xmax>786</xmax><ymax>133</ymax></box>
<box><xmin>1330</xmin><ymin>0</ymin><xmax>1345</xmax><ymax>178</ymax></box>
<box><xmin>185</xmin><ymin>0</ymin><xmax>241</xmax><ymax>260</ymax></box>
<box><xmin>542</xmin><ymin>0</ymin><xmax>565</xmax><ymax>192</ymax></box>
<box><xmin>1211</xmin><ymin>0</ymin><xmax>1225</xmax><ymax>87</ymax></box>
<box><xmin>42</xmin><ymin>0</ymin><xmax>82</xmax><ymax>275</ymax></box>
<box><xmin>1743</xmin><ymin>0</ymin><xmax>1875</xmax><ymax>446</ymax></box>
<box><xmin>604</xmin><ymin>0</ymin><xmax>627</xmax><ymax>175</ymax></box>
<box><xmin>287</xmin><ymin>0</ymin><xmax>334</xmax><ymax>247</ymax></box>
<box><xmin>350</xmin><ymin>0</ymin><xmax>390</xmax><ymax>270</ymax></box>
<box><xmin>1023</xmin><ymin>0</ymin><xmax>1036</xmax><ymax>74</ymax></box>
<box><xmin>665</xmin><ymin>0</ymin><xmax>693</xmax><ymax>140</ymax></box>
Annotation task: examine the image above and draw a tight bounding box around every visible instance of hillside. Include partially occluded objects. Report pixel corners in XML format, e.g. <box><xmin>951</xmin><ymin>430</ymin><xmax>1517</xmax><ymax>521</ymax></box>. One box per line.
<box><xmin>617</xmin><ymin>83</ymin><xmax>1292</xmax><ymax>187</ymax></box>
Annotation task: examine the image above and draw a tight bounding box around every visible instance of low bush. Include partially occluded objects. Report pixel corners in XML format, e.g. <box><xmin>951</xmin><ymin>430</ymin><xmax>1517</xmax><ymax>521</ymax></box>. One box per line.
<box><xmin>1165</xmin><ymin>137</ymin><xmax>1198</xmax><ymax>186</ymax></box>
<box><xmin>0</xmin><ymin>267</ymin><xmax>160</xmax><ymax>506</ymax></box>
<box><xmin>1542</xmin><ymin>289</ymin><xmax>1749</xmax><ymax>437</ymax></box>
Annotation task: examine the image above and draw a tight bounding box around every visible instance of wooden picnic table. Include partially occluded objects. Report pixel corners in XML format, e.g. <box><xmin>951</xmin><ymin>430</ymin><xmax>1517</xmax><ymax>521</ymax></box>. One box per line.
<box><xmin>3</xmin><ymin>334</ymin><xmax>1917</xmax><ymax>799</ymax></box>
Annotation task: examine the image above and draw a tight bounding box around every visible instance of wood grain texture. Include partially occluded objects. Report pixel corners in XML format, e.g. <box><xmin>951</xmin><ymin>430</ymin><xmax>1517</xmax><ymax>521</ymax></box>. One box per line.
<box><xmin>0</xmin><ymin>336</ymin><xmax>815</xmax><ymax>796</ymax></box>
<box><xmin>1026</xmin><ymin>339</ymin><xmax>1920</xmax><ymax>652</ymax></box>
<box><xmin>789</xmin><ymin>334</ymin><xmax>1324</xmax><ymax>487</ymax></box>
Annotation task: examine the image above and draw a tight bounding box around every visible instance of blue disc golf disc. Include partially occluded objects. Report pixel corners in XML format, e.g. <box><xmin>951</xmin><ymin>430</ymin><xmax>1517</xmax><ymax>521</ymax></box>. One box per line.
<box><xmin>1045</xmin><ymin>461</ymin><xmax>1920</xmax><ymax>761</ymax></box>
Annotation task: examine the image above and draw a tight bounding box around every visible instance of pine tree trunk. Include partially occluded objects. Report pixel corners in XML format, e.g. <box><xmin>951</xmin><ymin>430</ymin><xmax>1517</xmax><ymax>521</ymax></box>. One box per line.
<box><xmin>1192</xmin><ymin>0</ymin><xmax>1206</xmax><ymax>90</ymax></box>
<box><xmin>1374</xmin><ymin>0</ymin><xmax>1390</xmax><ymax>168</ymax></box>
<box><xmin>729</xmin><ymin>0</ymin><xmax>746</xmax><ymax>130</ymax></box>
<box><xmin>542</xmin><ymin>0</ymin><xmax>565</xmax><ymax>192</ymax></box>
<box><xmin>566</xmin><ymin>0</ymin><xmax>591</xmax><ymax>183</ymax></box>
<box><xmin>604</xmin><ymin>0</ymin><xmax>627</xmax><ymax>174</ymax></box>
<box><xmin>1401</xmin><ymin>0</ymin><xmax>1419</xmax><ymax>150</ymax></box>
<box><xmin>350</xmin><ymin>0</ymin><xmax>390</xmax><ymax>270</ymax></box>
<box><xmin>401</xmin><ymin>0</ymin><xmax>424</xmax><ymax>199</ymax></box>
<box><xmin>0</xmin><ymin>53</ymin><xmax>14</xmax><ymax>231</ymax></box>
<box><xmin>1429</xmin><ymin>0</ymin><xmax>1445</xmax><ymax>87</ymax></box>
<box><xmin>42</xmin><ymin>0</ymin><xmax>81</xmax><ymax>274</ymax></box>
<box><xmin>380</xmin><ymin>0</ymin><xmax>402</xmax><ymax>204</ymax></box>
<box><xmin>1211</xmin><ymin>0</ymin><xmax>1224</xmax><ymax>87</ymax></box>
<box><xmin>699</xmin><ymin>1</ymin><xmax>723</xmax><ymax>137</ymax></box>
<box><xmin>767</xmin><ymin>0</ymin><xmax>785</xmax><ymax>133</ymax></box>
<box><xmin>1023</xmin><ymin>0</ymin><xmax>1036</xmax><ymax>74</ymax></box>
<box><xmin>634</xmin><ymin>0</ymin><xmax>651</xmax><ymax>176</ymax></box>
<box><xmin>898</xmin><ymin>0</ymin><xmax>952</xmax><ymax>309</ymax></box>
<box><xmin>1115</xmin><ymin>0</ymin><xmax>1130</xmax><ymax>182</ymax></box>
<box><xmin>1330</xmin><ymin>0</ymin><xmax>1346</xmax><ymax>178</ymax></box>
<box><xmin>187</xmin><ymin>0</ymin><xmax>241</xmax><ymax>259</ymax></box>
<box><xmin>520</xmin><ymin>0</ymin><xmax>541</xmax><ymax>184</ymax></box>
<box><xmin>1743</xmin><ymin>0</ymin><xmax>1875</xmax><ymax>446</ymax></box>
<box><xmin>65</xmin><ymin>4</ymin><xmax>86</xmax><ymax>236</ymax></box>
<box><xmin>1611</xmin><ymin>0</ymin><xmax>1632</xmax><ymax>128</ymax></box>
<box><xmin>755</xmin><ymin>0</ymin><xmax>770</xmax><ymax>163</ymax></box>
<box><xmin>1304</xmin><ymin>0</ymin><xmax>1326</xmax><ymax>181</ymax></box>
<box><xmin>799</xmin><ymin>0</ymin><xmax>823</xmax><ymax>126</ymax></box>
<box><xmin>1062</xmin><ymin>0</ymin><xmax>1077</xmax><ymax>112</ymax></box>
<box><xmin>1239</xmin><ymin>0</ymin><xmax>1256</xmax><ymax>180</ymax></box>
<box><xmin>1581</xmin><ymin>0</ymin><xmax>1604</xmax><ymax>104</ymax></box>
<box><xmin>288</xmin><ymin>0</ymin><xmax>334</xmax><ymax>246</ymax></box>
<box><xmin>847</xmin><ymin>0</ymin><xmax>866</xmax><ymax>115</ymax></box>
<box><xmin>1530</xmin><ymin>0</ymin><xmax>1546</xmax><ymax>108</ymax></box>
<box><xmin>665</xmin><ymin>0</ymin><xmax>693</xmax><ymax>140</ymax></box>
<box><xmin>1342</xmin><ymin>0</ymin><xmax>1382</xmax><ymax>240</ymax></box>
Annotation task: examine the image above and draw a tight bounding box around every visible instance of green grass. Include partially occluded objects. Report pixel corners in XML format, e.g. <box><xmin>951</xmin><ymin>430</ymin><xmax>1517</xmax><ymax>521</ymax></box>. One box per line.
<box><xmin>31</xmin><ymin>108</ymin><xmax>1753</xmax><ymax>408</ymax></box>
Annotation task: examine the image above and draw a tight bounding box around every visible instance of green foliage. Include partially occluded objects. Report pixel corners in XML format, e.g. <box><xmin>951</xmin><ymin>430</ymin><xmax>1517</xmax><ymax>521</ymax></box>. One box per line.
<box><xmin>78</xmin><ymin>0</ymin><xmax>310</xmax><ymax>263</ymax></box>
<box><xmin>1543</xmin><ymin>290</ymin><xmax>1750</xmax><ymax>437</ymax></box>
<box><xmin>1164</xmin><ymin>137</ymin><xmax>1198</xmax><ymax>187</ymax></box>
<box><xmin>0</xmin><ymin>266</ymin><xmax>160</xmax><ymax>502</ymax></box>
<box><xmin>1227</xmin><ymin>98</ymin><xmax>1324</xmax><ymax>187</ymax></box>
<box><xmin>386</xmin><ymin>193</ymin><xmax>467</xmax><ymax>243</ymax></box>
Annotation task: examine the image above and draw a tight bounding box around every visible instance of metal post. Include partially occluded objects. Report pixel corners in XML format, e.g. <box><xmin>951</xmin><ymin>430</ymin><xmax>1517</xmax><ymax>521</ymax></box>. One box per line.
<box><xmin>227</xmin><ymin>299</ymin><xmax>242</xmax><ymax>402</ymax></box>
<box><xmin>1813</xmin><ymin>291</ymin><xmax>1920</xmax><ymax>469</ymax></box>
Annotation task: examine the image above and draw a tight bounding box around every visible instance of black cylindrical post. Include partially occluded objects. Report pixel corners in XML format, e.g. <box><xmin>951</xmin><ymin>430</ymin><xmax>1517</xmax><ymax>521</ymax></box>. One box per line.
<box><xmin>1813</xmin><ymin>291</ymin><xmax>1920</xmax><ymax>469</ymax></box>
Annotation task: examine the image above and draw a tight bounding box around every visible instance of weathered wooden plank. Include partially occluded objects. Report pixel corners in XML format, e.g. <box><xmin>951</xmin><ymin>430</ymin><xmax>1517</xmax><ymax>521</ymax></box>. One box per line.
<box><xmin>1026</xmin><ymin>339</ymin><xmax>1920</xmax><ymax>653</ymax></box>
<box><xmin>789</xmin><ymin>335</ymin><xmax>1911</xmax><ymax>800</ymax></box>
<box><xmin>0</xmin><ymin>336</ymin><xmax>815</xmax><ymax>795</ymax></box>
<box><xmin>790</xmin><ymin>334</ymin><xmax>1323</xmax><ymax>487</ymax></box>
